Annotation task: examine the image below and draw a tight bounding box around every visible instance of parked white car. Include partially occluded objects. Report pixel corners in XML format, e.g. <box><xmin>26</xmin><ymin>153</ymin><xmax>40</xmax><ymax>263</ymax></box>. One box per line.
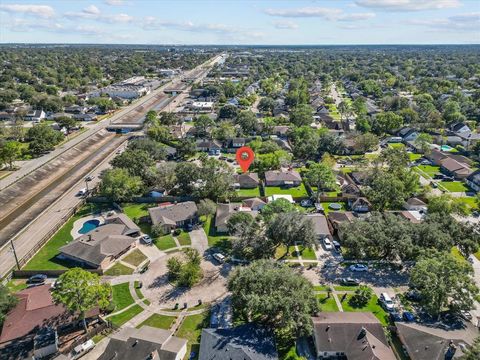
<box><xmin>213</xmin><ymin>253</ymin><xmax>226</xmax><ymax>263</ymax></box>
<box><xmin>140</xmin><ymin>234</ymin><xmax>153</xmax><ymax>245</ymax></box>
<box><xmin>72</xmin><ymin>339</ymin><xmax>95</xmax><ymax>359</ymax></box>
<box><xmin>349</xmin><ymin>264</ymin><xmax>368</xmax><ymax>272</ymax></box>
<box><xmin>380</xmin><ymin>292</ymin><xmax>395</xmax><ymax>312</ymax></box>
<box><xmin>323</xmin><ymin>238</ymin><xmax>333</xmax><ymax>250</ymax></box>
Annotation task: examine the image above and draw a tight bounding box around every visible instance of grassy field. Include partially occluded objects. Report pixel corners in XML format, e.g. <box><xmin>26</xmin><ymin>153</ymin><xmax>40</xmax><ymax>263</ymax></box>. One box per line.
<box><xmin>137</xmin><ymin>314</ymin><xmax>176</xmax><ymax>330</ymax></box>
<box><xmin>175</xmin><ymin>312</ymin><xmax>210</xmax><ymax>360</ymax></box>
<box><xmin>108</xmin><ymin>305</ymin><xmax>143</xmax><ymax>327</ymax></box>
<box><xmin>134</xmin><ymin>281</ymin><xmax>146</xmax><ymax>300</ymax></box>
<box><xmin>155</xmin><ymin>234</ymin><xmax>177</xmax><ymax>250</ymax></box>
<box><xmin>6</xmin><ymin>280</ymin><xmax>27</xmax><ymax>293</ymax></box>
<box><xmin>414</xmin><ymin>165</ymin><xmax>440</xmax><ymax>178</ymax></box>
<box><xmin>388</xmin><ymin>143</ymin><xmax>405</xmax><ymax>149</ymax></box>
<box><xmin>321</xmin><ymin>202</ymin><xmax>346</xmax><ymax>215</ymax></box>
<box><xmin>177</xmin><ymin>231</ymin><xmax>192</xmax><ymax>246</ymax></box>
<box><xmin>122</xmin><ymin>203</ymin><xmax>153</xmax><ymax>220</ymax></box>
<box><xmin>341</xmin><ymin>294</ymin><xmax>389</xmax><ymax>326</ymax></box>
<box><xmin>111</xmin><ymin>283</ymin><xmax>135</xmax><ymax>312</ymax></box>
<box><xmin>294</xmin><ymin>246</ymin><xmax>317</xmax><ymax>260</ymax></box>
<box><xmin>408</xmin><ymin>153</ymin><xmax>422</xmax><ymax>161</ymax></box>
<box><xmin>264</xmin><ymin>183</ymin><xmax>308</xmax><ymax>197</ymax></box>
<box><xmin>23</xmin><ymin>207</ymin><xmax>93</xmax><ymax>270</ymax></box>
<box><xmin>236</xmin><ymin>187</ymin><xmax>261</xmax><ymax>197</ymax></box>
<box><xmin>104</xmin><ymin>262</ymin><xmax>134</xmax><ymax>276</ymax></box>
<box><xmin>202</xmin><ymin>216</ymin><xmax>231</xmax><ymax>251</ymax></box>
<box><xmin>317</xmin><ymin>294</ymin><xmax>339</xmax><ymax>312</ymax></box>
<box><xmin>439</xmin><ymin>181</ymin><xmax>470</xmax><ymax>192</ymax></box>
<box><xmin>122</xmin><ymin>249</ymin><xmax>147</xmax><ymax>267</ymax></box>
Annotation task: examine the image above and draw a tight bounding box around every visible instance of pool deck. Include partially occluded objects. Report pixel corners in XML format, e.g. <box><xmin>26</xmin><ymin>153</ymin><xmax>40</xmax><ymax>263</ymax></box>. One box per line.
<box><xmin>71</xmin><ymin>214</ymin><xmax>105</xmax><ymax>239</ymax></box>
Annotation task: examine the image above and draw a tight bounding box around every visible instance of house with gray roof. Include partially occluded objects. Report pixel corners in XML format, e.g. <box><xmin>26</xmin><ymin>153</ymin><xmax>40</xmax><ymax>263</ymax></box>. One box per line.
<box><xmin>234</xmin><ymin>172</ymin><xmax>260</xmax><ymax>189</ymax></box>
<box><xmin>199</xmin><ymin>324</ymin><xmax>278</xmax><ymax>360</ymax></box>
<box><xmin>304</xmin><ymin>213</ymin><xmax>332</xmax><ymax>241</ymax></box>
<box><xmin>264</xmin><ymin>169</ymin><xmax>302</xmax><ymax>187</ymax></box>
<box><xmin>215</xmin><ymin>203</ymin><xmax>258</xmax><ymax>233</ymax></box>
<box><xmin>98</xmin><ymin>326</ymin><xmax>187</xmax><ymax>360</ymax></box>
<box><xmin>148</xmin><ymin>201</ymin><xmax>198</xmax><ymax>232</ymax></box>
<box><xmin>312</xmin><ymin>312</ymin><xmax>395</xmax><ymax>360</ymax></box>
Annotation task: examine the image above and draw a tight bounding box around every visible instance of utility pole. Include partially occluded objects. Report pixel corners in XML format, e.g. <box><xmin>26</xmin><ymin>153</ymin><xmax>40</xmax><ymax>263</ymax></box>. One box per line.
<box><xmin>10</xmin><ymin>239</ymin><xmax>20</xmax><ymax>270</ymax></box>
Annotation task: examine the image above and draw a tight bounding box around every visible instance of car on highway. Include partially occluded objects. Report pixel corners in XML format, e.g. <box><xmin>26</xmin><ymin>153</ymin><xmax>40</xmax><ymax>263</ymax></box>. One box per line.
<box><xmin>27</xmin><ymin>274</ymin><xmax>47</xmax><ymax>284</ymax></box>
<box><xmin>339</xmin><ymin>278</ymin><xmax>360</xmax><ymax>286</ymax></box>
<box><xmin>349</xmin><ymin>264</ymin><xmax>368</xmax><ymax>272</ymax></box>
<box><xmin>77</xmin><ymin>188</ymin><xmax>88</xmax><ymax>196</ymax></box>
<box><xmin>85</xmin><ymin>175</ymin><xmax>94</xmax><ymax>181</ymax></box>
<box><xmin>140</xmin><ymin>234</ymin><xmax>153</xmax><ymax>245</ymax></box>
<box><xmin>323</xmin><ymin>238</ymin><xmax>333</xmax><ymax>250</ymax></box>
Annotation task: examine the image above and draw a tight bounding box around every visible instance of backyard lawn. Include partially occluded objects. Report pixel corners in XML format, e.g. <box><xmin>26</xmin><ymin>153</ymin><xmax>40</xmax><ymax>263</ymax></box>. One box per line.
<box><xmin>235</xmin><ymin>187</ymin><xmax>261</xmax><ymax>197</ymax></box>
<box><xmin>23</xmin><ymin>207</ymin><xmax>92</xmax><ymax>270</ymax></box>
<box><xmin>457</xmin><ymin>197</ymin><xmax>478</xmax><ymax>211</ymax></box>
<box><xmin>388</xmin><ymin>143</ymin><xmax>405</xmax><ymax>149</ymax></box>
<box><xmin>177</xmin><ymin>230</ymin><xmax>192</xmax><ymax>246</ymax></box>
<box><xmin>104</xmin><ymin>262</ymin><xmax>134</xmax><ymax>276</ymax></box>
<box><xmin>137</xmin><ymin>314</ymin><xmax>176</xmax><ymax>330</ymax></box>
<box><xmin>155</xmin><ymin>234</ymin><xmax>177</xmax><ymax>251</ymax></box>
<box><xmin>439</xmin><ymin>181</ymin><xmax>470</xmax><ymax>193</ymax></box>
<box><xmin>321</xmin><ymin>202</ymin><xmax>346</xmax><ymax>215</ymax></box>
<box><xmin>340</xmin><ymin>293</ymin><xmax>389</xmax><ymax>326</ymax></box>
<box><xmin>317</xmin><ymin>294</ymin><xmax>339</xmax><ymax>312</ymax></box>
<box><xmin>408</xmin><ymin>153</ymin><xmax>422</xmax><ymax>161</ymax></box>
<box><xmin>122</xmin><ymin>203</ymin><xmax>152</xmax><ymax>220</ymax></box>
<box><xmin>175</xmin><ymin>312</ymin><xmax>210</xmax><ymax>360</ymax></box>
<box><xmin>202</xmin><ymin>216</ymin><xmax>231</xmax><ymax>251</ymax></box>
<box><xmin>111</xmin><ymin>282</ymin><xmax>135</xmax><ymax>312</ymax></box>
<box><xmin>293</xmin><ymin>246</ymin><xmax>317</xmax><ymax>260</ymax></box>
<box><xmin>122</xmin><ymin>249</ymin><xmax>147</xmax><ymax>267</ymax></box>
<box><xmin>264</xmin><ymin>183</ymin><xmax>308</xmax><ymax>197</ymax></box>
<box><xmin>108</xmin><ymin>305</ymin><xmax>143</xmax><ymax>327</ymax></box>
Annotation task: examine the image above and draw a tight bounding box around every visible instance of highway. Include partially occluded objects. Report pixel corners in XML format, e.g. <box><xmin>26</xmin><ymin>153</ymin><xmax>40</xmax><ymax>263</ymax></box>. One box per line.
<box><xmin>0</xmin><ymin>53</ymin><xmax>224</xmax><ymax>277</ymax></box>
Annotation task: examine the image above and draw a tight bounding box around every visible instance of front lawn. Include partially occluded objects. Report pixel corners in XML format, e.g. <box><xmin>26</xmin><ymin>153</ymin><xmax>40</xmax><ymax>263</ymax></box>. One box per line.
<box><xmin>414</xmin><ymin>165</ymin><xmax>440</xmax><ymax>178</ymax></box>
<box><xmin>137</xmin><ymin>314</ymin><xmax>176</xmax><ymax>330</ymax></box>
<box><xmin>154</xmin><ymin>234</ymin><xmax>177</xmax><ymax>251</ymax></box>
<box><xmin>122</xmin><ymin>249</ymin><xmax>147</xmax><ymax>267</ymax></box>
<box><xmin>408</xmin><ymin>153</ymin><xmax>422</xmax><ymax>161</ymax></box>
<box><xmin>317</xmin><ymin>294</ymin><xmax>339</xmax><ymax>312</ymax></box>
<box><xmin>175</xmin><ymin>312</ymin><xmax>210</xmax><ymax>360</ymax></box>
<box><xmin>439</xmin><ymin>181</ymin><xmax>470</xmax><ymax>193</ymax></box>
<box><xmin>388</xmin><ymin>143</ymin><xmax>405</xmax><ymax>149</ymax></box>
<box><xmin>108</xmin><ymin>305</ymin><xmax>143</xmax><ymax>327</ymax></box>
<box><xmin>341</xmin><ymin>294</ymin><xmax>389</xmax><ymax>326</ymax></box>
<box><xmin>294</xmin><ymin>246</ymin><xmax>317</xmax><ymax>260</ymax></box>
<box><xmin>235</xmin><ymin>187</ymin><xmax>261</xmax><ymax>197</ymax></box>
<box><xmin>177</xmin><ymin>231</ymin><xmax>192</xmax><ymax>246</ymax></box>
<box><xmin>264</xmin><ymin>183</ymin><xmax>308</xmax><ymax>197</ymax></box>
<box><xmin>104</xmin><ymin>262</ymin><xmax>134</xmax><ymax>276</ymax></box>
<box><xmin>111</xmin><ymin>282</ymin><xmax>135</xmax><ymax>312</ymax></box>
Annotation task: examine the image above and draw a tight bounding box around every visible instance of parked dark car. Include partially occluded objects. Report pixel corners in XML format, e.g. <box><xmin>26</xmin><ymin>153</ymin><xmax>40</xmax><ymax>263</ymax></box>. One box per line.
<box><xmin>406</xmin><ymin>290</ymin><xmax>422</xmax><ymax>302</ymax></box>
<box><xmin>442</xmin><ymin>176</ymin><xmax>454</xmax><ymax>182</ymax></box>
<box><xmin>332</xmin><ymin>240</ymin><xmax>341</xmax><ymax>252</ymax></box>
<box><xmin>434</xmin><ymin>174</ymin><xmax>445</xmax><ymax>180</ymax></box>
<box><xmin>27</xmin><ymin>274</ymin><xmax>47</xmax><ymax>284</ymax></box>
<box><xmin>390</xmin><ymin>311</ymin><xmax>402</xmax><ymax>322</ymax></box>
<box><xmin>339</xmin><ymin>278</ymin><xmax>360</xmax><ymax>286</ymax></box>
<box><xmin>403</xmin><ymin>311</ymin><xmax>416</xmax><ymax>322</ymax></box>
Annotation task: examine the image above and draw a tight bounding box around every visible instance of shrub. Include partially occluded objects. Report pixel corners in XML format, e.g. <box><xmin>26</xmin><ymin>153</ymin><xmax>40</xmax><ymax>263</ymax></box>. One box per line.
<box><xmin>151</xmin><ymin>224</ymin><xmax>168</xmax><ymax>237</ymax></box>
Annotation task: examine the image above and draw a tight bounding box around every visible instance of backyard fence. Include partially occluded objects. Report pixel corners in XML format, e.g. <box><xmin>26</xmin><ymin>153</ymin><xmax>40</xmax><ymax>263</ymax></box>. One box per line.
<box><xmin>12</xmin><ymin>269</ymin><xmax>103</xmax><ymax>278</ymax></box>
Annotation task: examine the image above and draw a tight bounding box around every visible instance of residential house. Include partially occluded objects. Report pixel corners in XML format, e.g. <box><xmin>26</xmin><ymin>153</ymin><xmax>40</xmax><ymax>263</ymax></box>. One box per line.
<box><xmin>426</xmin><ymin>149</ymin><xmax>472</xmax><ymax>168</ymax></box>
<box><xmin>199</xmin><ymin>324</ymin><xmax>278</xmax><ymax>360</ymax></box>
<box><xmin>190</xmin><ymin>102</ymin><xmax>214</xmax><ymax>112</ymax></box>
<box><xmin>59</xmin><ymin>215</ymin><xmax>139</xmax><ymax>269</ymax></box>
<box><xmin>304</xmin><ymin>213</ymin><xmax>332</xmax><ymax>241</ymax></box>
<box><xmin>395</xmin><ymin>320</ymin><xmax>478</xmax><ymax>360</ymax></box>
<box><xmin>225</xmin><ymin>137</ymin><xmax>248</xmax><ymax>153</ymax></box>
<box><xmin>196</xmin><ymin>139</ymin><xmax>222</xmax><ymax>155</ymax></box>
<box><xmin>25</xmin><ymin>110</ymin><xmax>46</xmax><ymax>122</ymax></box>
<box><xmin>397</xmin><ymin>127</ymin><xmax>419</xmax><ymax>142</ymax></box>
<box><xmin>169</xmin><ymin>124</ymin><xmax>187</xmax><ymax>139</ymax></box>
<box><xmin>466</xmin><ymin>170</ymin><xmax>480</xmax><ymax>192</ymax></box>
<box><xmin>242</xmin><ymin>198</ymin><xmax>266</xmax><ymax>211</ymax></box>
<box><xmin>366</xmin><ymin>99</ymin><xmax>380</xmax><ymax>116</ymax></box>
<box><xmin>450</xmin><ymin>122</ymin><xmax>471</xmax><ymax>134</ymax></box>
<box><xmin>327</xmin><ymin>211</ymin><xmax>355</xmax><ymax>240</ymax></box>
<box><xmin>73</xmin><ymin>113</ymin><xmax>97</xmax><ymax>121</ymax></box>
<box><xmin>215</xmin><ymin>203</ymin><xmax>258</xmax><ymax>233</ymax></box>
<box><xmin>227</xmin><ymin>97</ymin><xmax>239</xmax><ymax>107</ymax></box>
<box><xmin>404</xmin><ymin>197</ymin><xmax>427</xmax><ymax>212</ymax></box>
<box><xmin>349</xmin><ymin>197</ymin><xmax>371</xmax><ymax>213</ymax></box>
<box><xmin>148</xmin><ymin>201</ymin><xmax>198</xmax><ymax>232</ymax></box>
<box><xmin>440</xmin><ymin>157</ymin><xmax>472</xmax><ymax>179</ymax></box>
<box><xmin>0</xmin><ymin>284</ymin><xmax>99</xmax><ymax>345</ymax></box>
<box><xmin>391</xmin><ymin>210</ymin><xmax>423</xmax><ymax>224</ymax></box>
<box><xmin>348</xmin><ymin>171</ymin><xmax>370</xmax><ymax>186</ymax></box>
<box><xmin>272</xmin><ymin>125</ymin><xmax>290</xmax><ymax>138</ymax></box>
<box><xmin>33</xmin><ymin>327</ymin><xmax>58</xmax><ymax>359</ymax></box>
<box><xmin>98</xmin><ymin>326</ymin><xmax>187</xmax><ymax>360</ymax></box>
<box><xmin>264</xmin><ymin>169</ymin><xmax>302</xmax><ymax>187</ymax></box>
<box><xmin>233</xmin><ymin>172</ymin><xmax>260</xmax><ymax>189</ymax></box>
<box><xmin>0</xmin><ymin>112</ymin><xmax>14</xmax><ymax>121</ymax></box>
<box><xmin>64</xmin><ymin>105</ymin><xmax>87</xmax><ymax>114</ymax></box>
<box><xmin>312</xmin><ymin>312</ymin><xmax>396</xmax><ymax>360</ymax></box>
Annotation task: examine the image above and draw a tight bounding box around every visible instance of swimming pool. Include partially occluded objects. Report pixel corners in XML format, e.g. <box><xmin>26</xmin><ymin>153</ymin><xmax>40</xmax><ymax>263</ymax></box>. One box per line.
<box><xmin>78</xmin><ymin>219</ymin><xmax>101</xmax><ymax>234</ymax></box>
<box><xmin>441</xmin><ymin>145</ymin><xmax>454</xmax><ymax>152</ymax></box>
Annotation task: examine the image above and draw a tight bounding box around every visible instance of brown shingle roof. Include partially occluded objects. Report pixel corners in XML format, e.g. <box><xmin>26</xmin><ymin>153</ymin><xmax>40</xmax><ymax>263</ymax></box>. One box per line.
<box><xmin>148</xmin><ymin>201</ymin><xmax>198</xmax><ymax>226</ymax></box>
<box><xmin>264</xmin><ymin>169</ymin><xmax>301</xmax><ymax>183</ymax></box>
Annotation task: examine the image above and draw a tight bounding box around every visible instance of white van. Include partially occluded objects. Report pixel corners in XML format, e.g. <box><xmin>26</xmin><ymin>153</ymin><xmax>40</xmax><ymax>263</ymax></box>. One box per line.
<box><xmin>72</xmin><ymin>339</ymin><xmax>95</xmax><ymax>359</ymax></box>
<box><xmin>213</xmin><ymin>253</ymin><xmax>225</xmax><ymax>263</ymax></box>
<box><xmin>380</xmin><ymin>293</ymin><xmax>395</xmax><ymax>312</ymax></box>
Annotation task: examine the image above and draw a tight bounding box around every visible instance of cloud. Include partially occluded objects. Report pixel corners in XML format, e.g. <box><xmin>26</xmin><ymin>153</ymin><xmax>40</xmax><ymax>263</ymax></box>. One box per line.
<box><xmin>273</xmin><ymin>20</ymin><xmax>299</xmax><ymax>29</ymax></box>
<box><xmin>407</xmin><ymin>12</ymin><xmax>480</xmax><ymax>31</ymax></box>
<box><xmin>64</xmin><ymin>6</ymin><xmax>133</xmax><ymax>24</ymax></box>
<box><xmin>0</xmin><ymin>4</ymin><xmax>55</xmax><ymax>18</ymax></box>
<box><xmin>355</xmin><ymin>0</ymin><xmax>461</xmax><ymax>12</ymax></box>
<box><xmin>83</xmin><ymin>5</ymin><xmax>101</xmax><ymax>15</ymax></box>
<box><xmin>5</xmin><ymin>18</ymin><xmax>63</xmax><ymax>32</ymax></box>
<box><xmin>264</xmin><ymin>6</ymin><xmax>375</xmax><ymax>22</ymax></box>
<box><xmin>104</xmin><ymin>0</ymin><xmax>125</xmax><ymax>5</ymax></box>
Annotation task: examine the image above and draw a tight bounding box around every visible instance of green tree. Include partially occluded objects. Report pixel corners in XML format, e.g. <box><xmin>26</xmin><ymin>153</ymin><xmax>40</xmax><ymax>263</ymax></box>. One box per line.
<box><xmin>460</xmin><ymin>337</ymin><xmax>480</xmax><ymax>360</ymax></box>
<box><xmin>195</xmin><ymin>114</ymin><xmax>214</xmax><ymax>137</ymax></box>
<box><xmin>110</xmin><ymin>149</ymin><xmax>154</xmax><ymax>181</ymax></box>
<box><xmin>410</xmin><ymin>252</ymin><xmax>478</xmax><ymax>317</ymax></box>
<box><xmin>145</xmin><ymin>110</ymin><xmax>158</xmax><ymax>125</ymax></box>
<box><xmin>51</xmin><ymin>268</ymin><xmax>111</xmax><ymax>332</ymax></box>
<box><xmin>226</xmin><ymin>212</ymin><xmax>255</xmax><ymax>235</ymax></box>
<box><xmin>26</xmin><ymin>124</ymin><xmax>64</xmax><ymax>156</ymax></box>
<box><xmin>349</xmin><ymin>285</ymin><xmax>373</xmax><ymax>307</ymax></box>
<box><xmin>353</xmin><ymin>133</ymin><xmax>379</xmax><ymax>153</ymax></box>
<box><xmin>236</xmin><ymin>110</ymin><xmax>259</xmax><ymax>135</ymax></box>
<box><xmin>0</xmin><ymin>140</ymin><xmax>22</xmax><ymax>170</ymax></box>
<box><xmin>371</xmin><ymin>111</ymin><xmax>403</xmax><ymax>134</ymax></box>
<box><xmin>166</xmin><ymin>257</ymin><xmax>182</xmax><ymax>281</ymax></box>
<box><xmin>304</xmin><ymin>161</ymin><xmax>336</xmax><ymax>202</ymax></box>
<box><xmin>176</xmin><ymin>138</ymin><xmax>196</xmax><ymax>159</ymax></box>
<box><xmin>197</xmin><ymin>199</ymin><xmax>217</xmax><ymax>217</ymax></box>
<box><xmin>158</xmin><ymin>112</ymin><xmax>178</xmax><ymax>125</ymax></box>
<box><xmin>258</xmin><ymin>97</ymin><xmax>275</xmax><ymax>115</ymax></box>
<box><xmin>56</xmin><ymin>116</ymin><xmax>77</xmax><ymax>133</ymax></box>
<box><xmin>414</xmin><ymin>133</ymin><xmax>433</xmax><ymax>155</ymax></box>
<box><xmin>100</xmin><ymin>168</ymin><xmax>143</xmax><ymax>202</ymax></box>
<box><xmin>219</xmin><ymin>104</ymin><xmax>238</xmax><ymax>119</ymax></box>
<box><xmin>290</xmin><ymin>104</ymin><xmax>313</xmax><ymax>127</ymax></box>
<box><xmin>0</xmin><ymin>284</ymin><xmax>18</xmax><ymax>326</ymax></box>
<box><xmin>266</xmin><ymin>212</ymin><xmax>316</xmax><ymax>253</ymax></box>
<box><xmin>261</xmin><ymin>198</ymin><xmax>297</xmax><ymax>222</ymax></box>
<box><xmin>147</xmin><ymin>124</ymin><xmax>171</xmax><ymax>143</ymax></box>
<box><xmin>228</xmin><ymin>260</ymin><xmax>318</xmax><ymax>338</ymax></box>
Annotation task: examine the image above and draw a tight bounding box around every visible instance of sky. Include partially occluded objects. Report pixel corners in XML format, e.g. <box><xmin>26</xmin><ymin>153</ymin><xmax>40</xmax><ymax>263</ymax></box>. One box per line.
<box><xmin>0</xmin><ymin>0</ymin><xmax>479</xmax><ymax>45</ymax></box>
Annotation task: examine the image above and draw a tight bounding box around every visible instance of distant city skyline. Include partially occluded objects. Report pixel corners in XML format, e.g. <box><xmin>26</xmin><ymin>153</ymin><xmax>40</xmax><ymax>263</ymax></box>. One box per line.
<box><xmin>0</xmin><ymin>0</ymin><xmax>479</xmax><ymax>45</ymax></box>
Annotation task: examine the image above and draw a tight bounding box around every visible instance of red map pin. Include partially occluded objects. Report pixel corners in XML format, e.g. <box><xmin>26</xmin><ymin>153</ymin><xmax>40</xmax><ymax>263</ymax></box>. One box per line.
<box><xmin>236</xmin><ymin>146</ymin><xmax>255</xmax><ymax>173</ymax></box>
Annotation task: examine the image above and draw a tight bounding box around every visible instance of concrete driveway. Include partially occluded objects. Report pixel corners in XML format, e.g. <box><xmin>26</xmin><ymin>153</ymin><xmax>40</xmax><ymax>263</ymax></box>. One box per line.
<box><xmin>190</xmin><ymin>228</ymin><xmax>209</xmax><ymax>255</ymax></box>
